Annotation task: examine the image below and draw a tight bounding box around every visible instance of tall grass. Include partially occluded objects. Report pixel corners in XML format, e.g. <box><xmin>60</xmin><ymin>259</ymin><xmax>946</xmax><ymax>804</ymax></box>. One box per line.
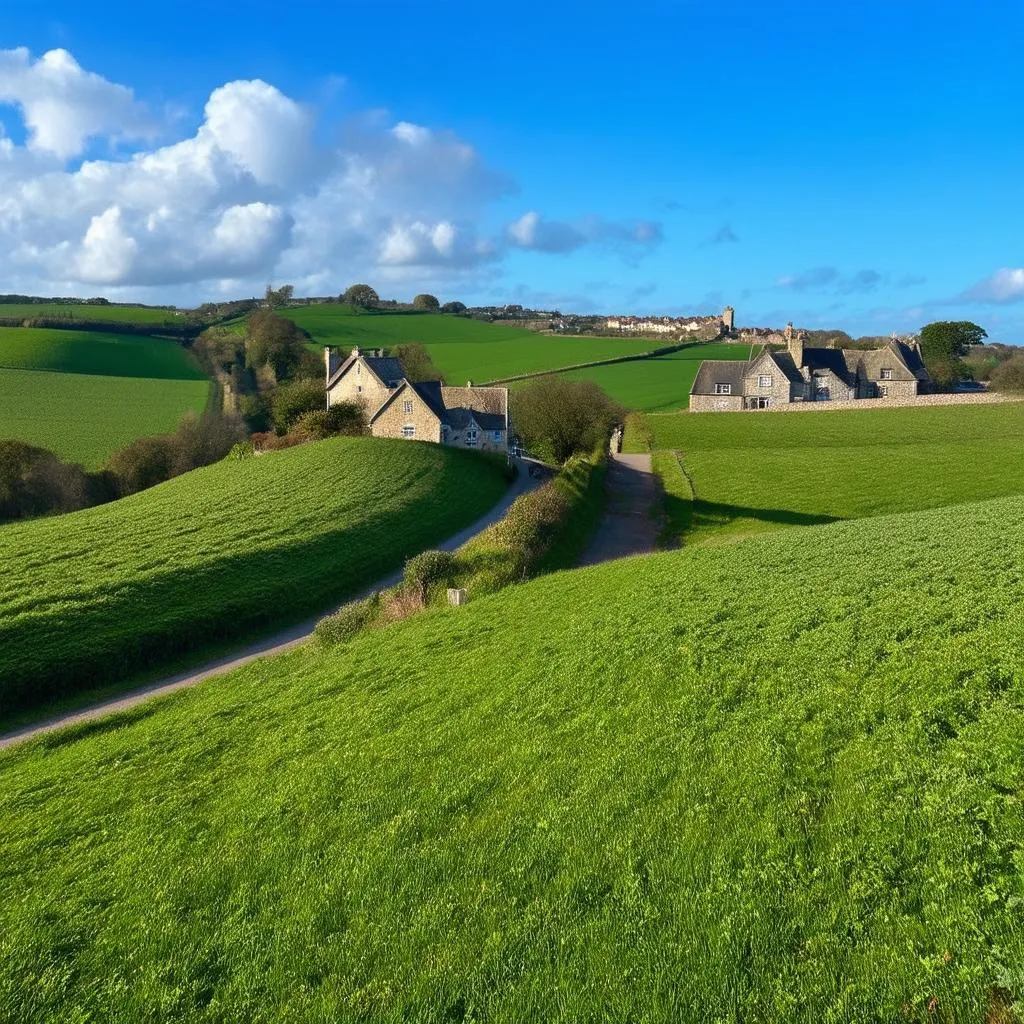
<box><xmin>1</xmin><ymin>493</ymin><xmax>1022</xmax><ymax>1019</ymax></box>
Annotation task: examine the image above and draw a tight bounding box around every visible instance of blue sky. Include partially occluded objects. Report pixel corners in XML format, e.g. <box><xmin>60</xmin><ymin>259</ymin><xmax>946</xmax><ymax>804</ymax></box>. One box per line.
<box><xmin>1</xmin><ymin>0</ymin><xmax>1023</xmax><ymax>339</ymax></box>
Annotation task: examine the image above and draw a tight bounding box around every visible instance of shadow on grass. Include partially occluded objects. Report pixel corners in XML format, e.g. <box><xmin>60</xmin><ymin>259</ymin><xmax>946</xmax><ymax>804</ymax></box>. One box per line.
<box><xmin>664</xmin><ymin>492</ymin><xmax>841</xmax><ymax>539</ymax></box>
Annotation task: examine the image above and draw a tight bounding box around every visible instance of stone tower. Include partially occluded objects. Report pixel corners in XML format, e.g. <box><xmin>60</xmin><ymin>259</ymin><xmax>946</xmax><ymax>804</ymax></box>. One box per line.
<box><xmin>722</xmin><ymin>305</ymin><xmax>735</xmax><ymax>332</ymax></box>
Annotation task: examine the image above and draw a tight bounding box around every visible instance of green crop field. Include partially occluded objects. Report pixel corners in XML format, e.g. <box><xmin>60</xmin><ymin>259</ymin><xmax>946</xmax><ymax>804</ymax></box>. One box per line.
<box><xmin>282</xmin><ymin>305</ymin><xmax>655</xmax><ymax>383</ymax></box>
<box><xmin>554</xmin><ymin>342</ymin><xmax>755</xmax><ymax>411</ymax></box>
<box><xmin>0</xmin><ymin>303</ymin><xmax>184</xmax><ymax>324</ymax></box>
<box><xmin>0</xmin><ymin>436</ymin><xmax>505</xmax><ymax>716</ymax></box>
<box><xmin>2</xmin><ymin>492</ymin><xmax>1023</xmax><ymax>1020</ymax></box>
<box><xmin>0</xmin><ymin>437</ymin><xmax>508</xmax><ymax>715</ymax></box>
<box><xmin>627</xmin><ymin>401</ymin><xmax>1024</xmax><ymax>544</ymax></box>
<box><xmin>0</xmin><ymin>368</ymin><xmax>211</xmax><ymax>469</ymax></box>
<box><xmin>0</xmin><ymin>328</ymin><xmax>210</xmax><ymax>467</ymax></box>
<box><xmin>0</xmin><ymin>326</ymin><xmax>205</xmax><ymax>379</ymax></box>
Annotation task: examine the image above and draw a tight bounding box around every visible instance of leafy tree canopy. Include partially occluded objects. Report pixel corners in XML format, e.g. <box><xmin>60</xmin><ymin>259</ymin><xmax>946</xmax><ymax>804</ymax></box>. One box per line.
<box><xmin>392</xmin><ymin>342</ymin><xmax>442</xmax><ymax>383</ymax></box>
<box><xmin>919</xmin><ymin>321</ymin><xmax>987</xmax><ymax>387</ymax></box>
<box><xmin>341</xmin><ymin>284</ymin><xmax>380</xmax><ymax>309</ymax></box>
<box><xmin>441</xmin><ymin>300</ymin><xmax>467</xmax><ymax>314</ymax></box>
<box><xmin>412</xmin><ymin>293</ymin><xmax>440</xmax><ymax>311</ymax></box>
<box><xmin>246</xmin><ymin>310</ymin><xmax>307</xmax><ymax>382</ymax></box>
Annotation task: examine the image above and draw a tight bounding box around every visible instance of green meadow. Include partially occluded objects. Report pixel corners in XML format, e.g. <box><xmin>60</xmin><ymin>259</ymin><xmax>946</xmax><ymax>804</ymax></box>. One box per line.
<box><xmin>0</xmin><ymin>368</ymin><xmax>211</xmax><ymax>468</ymax></box>
<box><xmin>283</xmin><ymin>305</ymin><xmax>653</xmax><ymax>383</ymax></box>
<box><xmin>0</xmin><ymin>437</ymin><xmax>508</xmax><ymax>715</ymax></box>
<box><xmin>2</xmin><ymin>492</ymin><xmax>1022</xmax><ymax>1021</ymax></box>
<box><xmin>628</xmin><ymin>401</ymin><xmax>1024</xmax><ymax>544</ymax></box>
<box><xmin>555</xmin><ymin>341</ymin><xmax>754</xmax><ymax>411</ymax></box>
<box><xmin>0</xmin><ymin>303</ymin><xmax>183</xmax><ymax>324</ymax></box>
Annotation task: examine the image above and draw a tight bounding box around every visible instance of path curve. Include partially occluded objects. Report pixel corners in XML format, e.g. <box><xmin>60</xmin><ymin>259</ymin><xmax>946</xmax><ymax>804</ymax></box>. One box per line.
<box><xmin>578</xmin><ymin>451</ymin><xmax>660</xmax><ymax>565</ymax></box>
<box><xmin>0</xmin><ymin>463</ymin><xmax>542</xmax><ymax>751</ymax></box>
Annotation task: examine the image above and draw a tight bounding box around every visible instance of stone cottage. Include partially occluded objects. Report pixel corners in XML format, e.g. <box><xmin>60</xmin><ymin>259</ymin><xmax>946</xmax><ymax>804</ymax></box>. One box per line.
<box><xmin>689</xmin><ymin>326</ymin><xmax>930</xmax><ymax>412</ymax></box>
<box><xmin>325</xmin><ymin>347</ymin><xmax>509</xmax><ymax>451</ymax></box>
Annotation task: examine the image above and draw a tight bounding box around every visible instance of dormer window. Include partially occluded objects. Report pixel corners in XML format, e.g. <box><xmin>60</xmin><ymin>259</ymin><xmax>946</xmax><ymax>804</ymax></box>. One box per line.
<box><xmin>714</xmin><ymin>383</ymin><xmax>732</xmax><ymax>395</ymax></box>
<box><xmin>880</xmin><ymin>368</ymin><xmax>893</xmax><ymax>380</ymax></box>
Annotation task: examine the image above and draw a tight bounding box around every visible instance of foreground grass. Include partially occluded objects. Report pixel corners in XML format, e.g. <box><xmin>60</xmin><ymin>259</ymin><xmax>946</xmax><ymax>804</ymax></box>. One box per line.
<box><xmin>283</xmin><ymin>305</ymin><xmax>653</xmax><ymax>383</ymax></box>
<box><xmin>556</xmin><ymin>341</ymin><xmax>754</xmax><ymax>411</ymax></box>
<box><xmin>0</xmin><ymin>437</ymin><xmax>508</xmax><ymax>715</ymax></box>
<box><xmin>628</xmin><ymin>401</ymin><xmax>1024</xmax><ymax>544</ymax></box>
<box><xmin>0</xmin><ymin>367</ymin><xmax>211</xmax><ymax>468</ymax></box>
<box><xmin>2</xmin><ymin>493</ymin><xmax>1023</xmax><ymax>1020</ymax></box>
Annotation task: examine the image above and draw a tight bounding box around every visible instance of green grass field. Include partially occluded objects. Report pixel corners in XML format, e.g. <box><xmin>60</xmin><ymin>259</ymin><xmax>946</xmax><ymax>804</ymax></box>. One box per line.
<box><xmin>282</xmin><ymin>305</ymin><xmax>655</xmax><ymax>384</ymax></box>
<box><xmin>2</xmin><ymin>491</ymin><xmax>1022</xmax><ymax>1020</ymax></box>
<box><xmin>627</xmin><ymin>402</ymin><xmax>1024</xmax><ymax>544</ymax></box>
<box><xmin>0</xmin><ymin>328</ymin><xmax>210</xmax><ymax>467</ymax></box>
<box><xmin>0</xmin><ymin>303</ymin><xmax>183</xmax><ymax>324</ymax></box>
<box><xmin>554</xmin><ymin>342</ymin><xmax>754</xmax><ymax>411</ymax></box>
<box><xmin>0</xmin><ymin>437</ymin><xmax>508</xmax><ymax>716</ymax></box>
<box><xmin>0</xmin><ymin>326</ymin><xmax>205</xmax><ymax>379</ymax></box>
<box><xmin>0</xmin><ymin>368</ymin><xmax>211</xmax><ymax>469</ymax></box>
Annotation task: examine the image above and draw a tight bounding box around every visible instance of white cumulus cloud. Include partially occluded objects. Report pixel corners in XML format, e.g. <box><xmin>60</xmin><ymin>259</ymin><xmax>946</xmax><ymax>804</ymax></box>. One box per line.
<box><xmin>962</xmin><ymin>268</ymin><xmax>1024</xmax><ymax>303</ymax></box>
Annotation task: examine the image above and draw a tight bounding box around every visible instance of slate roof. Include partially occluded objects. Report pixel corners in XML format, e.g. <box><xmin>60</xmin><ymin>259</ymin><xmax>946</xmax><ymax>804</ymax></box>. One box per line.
<box><xmin>326</xmin><ymin>350</ymin><xmax>405</xmax><ymax>390</ymax></box>
<box><xmin>690</xmin><ymin>359</ymin><xmax>749</xmax><ymax>395</ymax></box>
<box><xmin>761</xmin><ymin>349</ymin><xmax>805</xmax><ymax>384</ymax></box>
<box><xmin>803</xmin><ymin>347</ymin><xmax>857</xmax><ymax>385</ymax></box>
<box><xmin>440</xmin><ymin>386</ymin><xmax>508</xmax><ymax>431</ymax></box>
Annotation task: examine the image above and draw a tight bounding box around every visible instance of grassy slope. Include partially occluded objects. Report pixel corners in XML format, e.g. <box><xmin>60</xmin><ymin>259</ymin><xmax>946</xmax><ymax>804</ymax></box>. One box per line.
<box><xmin>0</xmin><ymin>303</ymin><xmax>183</xmax><ymax>323</ymax></box>
<box><xmin>0</xmin><ymin>437</ymin><xmax>508</xmax><ymax>715</ymax></box>
<box><xmin>555</xmin><ymin>342</ymin><xmax>754</xmax><ymax>411</ymax></box>
<box><xmin>2</xmin><ymin>494</ymin><xmax>1022</xmax><ymax>1021</ymax></box>
<box><xmin>0</xmin><ymin>368</ymin><xmax>211</xmax><ymax>468</ymax></box>
<box><xmin>0</xmin><ymin>326</ymin><xmax>206</xmax><ymax>379</ymax></box>
<box><xmin>628</xmin><ymin>401</ymin><xmax>1024</xmax><ymax>544</ymax></box>
<box><xmin>283</xmin><ymin>305</ymin><xmax>653</xmax><ymax>383</ymax></box>
<box><xmin>0</xmin><ymin>327</ymin><xmax>212</xmax><ymax>466</ymax></box>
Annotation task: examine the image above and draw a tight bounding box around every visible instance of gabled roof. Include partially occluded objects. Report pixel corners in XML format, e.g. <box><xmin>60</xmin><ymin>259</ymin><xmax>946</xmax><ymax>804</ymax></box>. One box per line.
<box><xmin>440</xmin><ymin>386</ymin><xmax>508</xmax><ymax>431</ymax></box>
<box><xmin>367</xmin><ymin>378</ymin><xmax>445</xmax><ymax>425</ymax></box>
<box><xmin>326</xmin><ymin>351</ymin><xmax>405</xmax><ymax>391</ymax></box>
<box><xmin>837</xmin><ymin>343</ymin><xmax>917</xmax><ymax>382</ymax></box>
<box><xmin>802</xmin><ymin>348</ymin><xmax>856</xmax><ymax>385</ymax></box>
<box><xmin>757</xmin><ymin>349</ymin><xmax>804</xmax><ymax>384</ymax></box>
<box><xmin>690</xmin><ymin>360</ymin><xmax>749</xmax><ymax>395</ymax></box>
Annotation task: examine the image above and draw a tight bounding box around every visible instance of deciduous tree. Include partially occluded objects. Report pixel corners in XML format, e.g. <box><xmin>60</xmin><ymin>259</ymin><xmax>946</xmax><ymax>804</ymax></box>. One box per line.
<box><xmin>918</xmin><ymin>321</ymin><xmax>987</xmax><ymax>387</ymax></box>
<box><xmin>412</xmin><ymin>293</ymin><xmax>440</xmax><ymax>311</ymax></box>
<box><xmin>341</xmin><ymin>283</ymin><xmax>380</xmax><ymax>309</ymax></box>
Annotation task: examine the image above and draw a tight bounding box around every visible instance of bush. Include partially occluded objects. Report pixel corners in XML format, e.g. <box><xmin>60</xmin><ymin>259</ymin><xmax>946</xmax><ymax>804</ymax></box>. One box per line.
<box><xmin>271</xmin><ymin>378</ymin><xmax>325</xmax><ymax>434</ymax></box>
<box><xmin>324</xmin><ymin>401</ymin><xmax>366</xmax><ymax>436</ymax></box>
<box><xmin>0</xmin><ymin>441</ymin><xmax>91</xmax><ymax>522</ymax></box>
<box><xmin>511</xmin><ymin>377</ymin><xmax>624</xmax><ymax>463</ymax></box>
<box><xmin>403</xmin><ymin>549</ymin><xmax>456</xmax><ymax>599</ymax></box>
<box><xmin>313</xmin><ymin>596</ymin><xmax>380</xmax><ymax>647</ymax></box>
<box><xmin>106</xmin><ymin>436</ymin><xmax>177</xmax><ymax>496</ymax></box>
<box><xmin>228</xmin><ymin>441</ymin><xmax>255</xmax><ymax>461</ymax></box>
<box><xmin>989</xmin><ymin>353</ymin><xmax>1024</xmax><ymax>394</ymax></box>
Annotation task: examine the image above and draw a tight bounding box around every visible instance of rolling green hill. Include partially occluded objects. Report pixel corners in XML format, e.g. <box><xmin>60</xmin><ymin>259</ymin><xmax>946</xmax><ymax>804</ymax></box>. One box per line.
<box><xmin>282</xmin><ymin>305</ymin><xmax>655</xmax><ymax>384</ymax></box>
<box><xmin>627</xmin><ymin>401</ymin><xmax>1024</xmax><ymax>544</ymax></box>
<box><xmin>0</xmin><ymin>327</ymin><xmax>211</xmax><ymax>467</ymax></box>
<box><xmin>553</xmin><ymin>341</ymin><xmax>755</xmax><ymax>411</ymax></box>
<box><xmin>0</xmin><ymin>437</ymin><xmax>508</xmax><ymax>714</ymax></box>
<box><xmin>0</xmin><ymin>303</ymin><xmax>184</xmax><ymax>324</ymax></box>
<box><xmin>2</xmin><ymin>492</ymin><xmax>1022</xmax><ymax>1020</ymax></box>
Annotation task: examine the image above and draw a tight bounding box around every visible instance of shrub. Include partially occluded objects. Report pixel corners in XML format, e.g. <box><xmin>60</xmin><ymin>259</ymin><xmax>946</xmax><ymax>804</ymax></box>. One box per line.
<box><xmin>324</xmin><ymin>401</ymin><xmax>366</xmax><ymax>436</ymax></box>
<box><xmin>403</xmin><ymin>549</ymin><xmax>456</xmax><ymax>599</ymax></box>
<box><xmin>106</xmin><ymin>436</ymin><xmax>177</xmax><ymax>496</ymax></box>
<box><xmin>0</xmin><ymin>441</ymin><xmax>91</xmax><ymax>522</ymax></box>
<box><xmin>989</xmin><ymin>353</ymin><xmax>1024</xmax><ymax>394</ymax></box>
<box><xmin>271</xmin><ymin>378</ymin><xmax>325</xmax><ymax>434</ymax></box>
<box><xmin>313</xmin><ymin>596</ymin><xmax>380</xmax><ymax>647</ymax></box>
<box><xmin>228</xmin><ymin>441</ymin><xmax>255</xmax><ymax>461</ymax></box>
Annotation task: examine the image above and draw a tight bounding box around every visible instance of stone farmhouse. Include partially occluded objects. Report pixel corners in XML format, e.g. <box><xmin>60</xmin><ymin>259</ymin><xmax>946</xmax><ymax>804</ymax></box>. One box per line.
<box><xmin>690</xmin><ymin>325</ymin><xmax>930</xmax><ymax>412</ymax></box>
<box><xmin>325</xmin><ymin>347</ymin><xmax>509</xmax><ymax>451</ymax></box>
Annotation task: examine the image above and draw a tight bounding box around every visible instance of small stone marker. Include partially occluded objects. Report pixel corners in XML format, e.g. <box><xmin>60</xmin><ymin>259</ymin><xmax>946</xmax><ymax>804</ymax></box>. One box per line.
<box><xmin>447</xmin><ymin>588</ymin><xmax>468</xmax><ymax>606</ymax></box>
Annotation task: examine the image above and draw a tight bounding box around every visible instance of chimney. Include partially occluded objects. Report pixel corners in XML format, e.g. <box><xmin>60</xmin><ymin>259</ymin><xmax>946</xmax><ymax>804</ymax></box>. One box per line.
<box><xmin>785</xmin><ymin>322</ymin><xmax>803</xmax><ymax>366</ymax></box>
<box><xmin>324</xmin><ymin>345</ymin><xmax>340</xmax><ymax>381</ymax></box>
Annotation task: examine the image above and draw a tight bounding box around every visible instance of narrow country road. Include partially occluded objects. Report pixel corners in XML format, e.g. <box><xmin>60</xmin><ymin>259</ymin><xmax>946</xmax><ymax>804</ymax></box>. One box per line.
<box><xmin>579</xmin><ymin>451</ymin><xmax>660</xmax><ymax>565</ymax></box>
<box><xmin>0</xmin><ymin>463</ymin><xmax>542</xmax><ymax>751</ymax></box>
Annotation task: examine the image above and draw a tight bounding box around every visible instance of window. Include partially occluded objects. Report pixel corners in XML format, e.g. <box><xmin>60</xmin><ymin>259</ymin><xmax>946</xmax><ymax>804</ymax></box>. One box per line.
<box><xmin>403</xmin><ymin>400</ymin><xmax>413</xmax><ymax>414</ymax></box>
<box><xmin>714</xmin><ymin>383</ymin><xmax>732</xmax><ymax>395</ymax></box>
<box><xmin>758</xmin><ymin>374</ymin><xmax>772</xmax><ymax>388</ymax></box>
<box><xmin>356</xmin><ymin>385</ymin><xmax>362</xmax><ymax>393</ymax></box>
<box><xmin>466</xmin><ymin>428</ymin><xmax>478</xmax><ymax>445</ymax></box>
<box><xmin>401</xmin><ymin>425</ymin><xmax>415</xmax><ymax>438</ymax></box>
<box><xmin>880</xmin><ymin>368</ymin><xmax>893</xmax><ymax>380</ymax></box>
<box><xmin>493</xmin><ymin>430</ymin><xmax>503</xmax><ymax>441</ymax></box>
<box><xmin>878</xmin><ymin>384</ymin><xmax>888</xmax><ymax>398</ymax></box>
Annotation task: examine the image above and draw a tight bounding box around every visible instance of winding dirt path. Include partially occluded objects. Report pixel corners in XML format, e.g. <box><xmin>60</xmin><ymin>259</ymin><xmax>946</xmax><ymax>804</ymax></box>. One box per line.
<box><xmin>578</xmin><ymin>452</ymin><xmax>660</xmax><ymax>565</ymax></box>
<box><xmin>0</xmin><ymin>465</ymin><xmax>541</xmax><ymax>751</ymax></box>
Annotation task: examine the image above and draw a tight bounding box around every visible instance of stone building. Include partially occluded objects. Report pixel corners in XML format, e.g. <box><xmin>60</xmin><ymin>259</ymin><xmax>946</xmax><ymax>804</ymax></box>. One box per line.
<box><xmin>325</xmin><ymin>347</ymin><xmax>509</xmax><ymax>451</ymax></box>
<box><xmin>689</xmin><ymin>328</ymin><xmax>930</xmax><ymax>412</ymax></box>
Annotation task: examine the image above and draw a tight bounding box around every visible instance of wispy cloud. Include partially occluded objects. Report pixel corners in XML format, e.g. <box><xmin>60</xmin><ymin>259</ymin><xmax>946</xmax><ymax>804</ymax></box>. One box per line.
<box><xmin>959</xmin><ymin>268</ymin><xmax>1024</xmax><ymax>304</ymax></box>
<box><xmin>702</xmin><ymin>224</ymin><xmax>738</xmax><ymax>246</ymax></box>
<box><xmin>777</xmin><ymin>266</ymin><xmax>884</xmax><ymax>294</ymax></box>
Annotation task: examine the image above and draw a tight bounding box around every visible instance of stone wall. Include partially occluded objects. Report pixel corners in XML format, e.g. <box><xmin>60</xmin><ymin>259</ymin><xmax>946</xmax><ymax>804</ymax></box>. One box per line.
<box><xmin>370</xmin><ymin>388</ymin><xmax>443</xmax><ymax>442</ymax></box>
<box><xmin>327</xmin><ymin>362</ymin><xmax>391</xmax><ymax>416</ymax></box>
<box><xmin>690</xmin><ymin>393</ymin><xmax>744</xmax><ymax>413</ymax></box>
<box><xmin>741</xmin><ymin>367</ymin><xmax>796</xmax><ymax>407</ymax></box>
<box><xmin>690</xmin><ymin>392</ymin><xmax>1020</xmax><ymax>414</ymax></box>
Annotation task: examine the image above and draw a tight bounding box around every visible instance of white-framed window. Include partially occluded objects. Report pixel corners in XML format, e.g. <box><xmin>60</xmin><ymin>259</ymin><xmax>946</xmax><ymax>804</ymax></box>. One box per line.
<box><xmin>714</xmin><ymin>383</ymin><xmax>732</xmax><ymax>395</ymax></box>
<box><xmin>403</xmin><ymin>400</ymin><xmax>413</xmax><ymax>414</ymax></box>
<box><xmin>401</xmin><ymin>425</ymin><xmax>415</xmax><ymax>438</ymax></box>
<box><xmin>880</xmin><ymin>368</ymin><xmax>893</xmax><ymax>380</ymax></box>
<box><xmin>758</xmin><ymin>374</ymin><xmax>772</xmax><ymax>388</ymax></box>
<box><xmin>466</xmin><ymin>427</ymin><xmax>478</xmax><ymax>445</ymax></box>
<box><xmin>493</xmin><ymin>430</ymin><xmax>503</xmax><ymax>441</ymax></box>
<box><xmin>878</xmin><ymin>384</ymin><xmax>888</xmax><ymax>398</ymax></box>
